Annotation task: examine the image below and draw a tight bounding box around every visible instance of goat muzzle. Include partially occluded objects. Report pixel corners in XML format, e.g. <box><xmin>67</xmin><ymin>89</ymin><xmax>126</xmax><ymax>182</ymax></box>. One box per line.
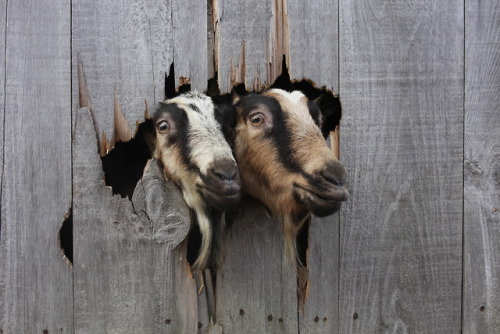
<box><xmin>199</xmin><ymin>160</ymin><xmax>242</xmax><ymax>211</ymax></box>
<box><xmin>294</xmin><ymin>161</ymin><xmax>349</xmax><ymax>217</ymax></box>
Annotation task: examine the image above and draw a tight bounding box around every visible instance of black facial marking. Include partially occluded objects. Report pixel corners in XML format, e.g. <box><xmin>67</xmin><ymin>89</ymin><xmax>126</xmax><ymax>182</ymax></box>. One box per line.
<box><xmin>307</xmin><ymin>101</ymin><xmax>322</xmax><ymax>128</ymax></box>
<box><xmin>188</xmin><ymin>103</ymin><xmax>201</xmax><ymax>113</ymax></box>
<box><xmin>153</xmin><ymin>103</ymin><xmax>198</xmax><ymax>172</ymax></box>
<box><xmin>236</xmin><ymin>95</ymin><xmax>302</xmax><ymax>174</ymax></box>
<box><xmin>213</xmin><ymin>102</ymin><xmax>237</xmax><ymax>146</ymax></box>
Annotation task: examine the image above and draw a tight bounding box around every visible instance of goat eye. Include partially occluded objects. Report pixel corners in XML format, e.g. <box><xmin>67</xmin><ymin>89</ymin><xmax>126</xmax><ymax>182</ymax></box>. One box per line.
<box><xmin>249</xmin><ymin>113</ymin><xmax>265</xmax><ymax>126</ymax></box>
<box><xmin>156</xmin><ymin>120</ymin><xmax>170</xmax><ymax>133</ymax></box>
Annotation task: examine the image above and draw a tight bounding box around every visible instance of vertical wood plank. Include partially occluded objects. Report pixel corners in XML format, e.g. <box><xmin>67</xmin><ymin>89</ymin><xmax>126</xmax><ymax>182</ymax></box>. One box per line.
<box><xmin>72</xmin><ymin>0</ymin><xmax>174</xmax><ymax>134</ymax></box>
<box><xmin>172</xmin><ymin>0</ymin><xmax>208</xmax><ymax>91</ymax></box>
<box><xmin>288</xmin><ymin>1</ymin><xmax>340</xmax><ymax>333</ymax></box>
<box><xmin>215</xmin><ymin>1</ymin><xmax>298</xmax><ymax>332</ymax></box>
<box><xmin>216</xmin><ymin>0</ymin><xmax>273</xmax><ymax>93</ymax></box>
<box><xmin>216</xmin><ymin>200</ymin><xmax>298</xmax><ymax>333</ymax></box>
<box><xmin>0</xmin><ymin>0</ymin><xmax>5</xmax><ymax>180</ymax></box>
<box><xmin>73</xmin><ymin>108</ymin><xmax>198</xmax><ymax>333</ymax></box>
<box><xmin>0</xmin><ymin>0</ymin><xmax>7</xmax><ymax>329</ymax></box>
<box><xmin>288</xmin><ymin>0</ymin><xmax>338</xmax><ymax>89</ymax></box>
<box><xmin>464</xmin><ymin>0</ymin><xmax>500</xmax><ymax>332</ymax></box>
<box><xmin>339</xmin><ymin>1</ymin><xmax>464</xmax><ymax>333</ymax></box>
<box><xmin>0</xmin><ymin>1</ymin><xmax>73</xmax><ymax>332</ymax></box>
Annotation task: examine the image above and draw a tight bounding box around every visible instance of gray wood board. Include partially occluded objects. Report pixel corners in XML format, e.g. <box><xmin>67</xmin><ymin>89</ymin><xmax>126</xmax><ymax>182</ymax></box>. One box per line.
<box><xmin>299</xmin><ymin>215</ymin><xmax>340</xmax><ymax>334</ymax></box>
<box><xmin>215</xmin><ymin>0</ymin><xmax>273</xmax><ymax>92</ymax></box>
<box><xmin>287</xmin><ymin>1</ymin><xmax>340</xmax><ymax>333</ymax></box>
<box><xmin>171</xmin><ymin>0</ymin><xmax>208</xmax><ymax>91</ymax></box>
<box><xmin>73</xmin><ymin>107</ymin><xmax>198</xmax><ymax>333</ymax></box>
<box><xmin>464</xmin><ymin>0</ymin><xmax>500</xmax><ymax>332</ymax></box>
<box><xmin>0</xmin><ymin>0</ymin><xmax>5</xmax><ymax>189</ymax></box>
<box><xmin>72</xmin><ymin>0</ymin><xmax>174</xmax><ymax>135</ymax></box>
<box><xmin>288</xmin><ymin>0</ymin><xmax>339</xmax><ymax>89</ymax></box>
<box><xmin>0</xmin><ymin>1</ymin><xmax>73</xmax><ymax>332</ymax></box>
<box><xmin>339</xmin><ymin>1</ymin><xmax>464</xmax><ymax>333</ymax></box>
<box><xmin>216</xmin><ymin>199</ymin><xmax>298</xmax><ymax>334</ymax></box>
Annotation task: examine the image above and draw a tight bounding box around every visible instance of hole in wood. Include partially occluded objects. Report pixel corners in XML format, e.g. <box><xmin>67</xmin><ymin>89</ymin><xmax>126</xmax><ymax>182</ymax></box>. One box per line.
<box><xmin>59</xmin><ymin>209</ymin><xmax>73</xmax><ymax>265</ymax></box>
<box><xmin>165</xmin><ymin>62</ymin><xmax>191</xmax><ymax>100</ymax></box>
<box><xmin>101</xmin><ymin>119</ymin><xmax>155</xmax><ymax>199</ymax></box>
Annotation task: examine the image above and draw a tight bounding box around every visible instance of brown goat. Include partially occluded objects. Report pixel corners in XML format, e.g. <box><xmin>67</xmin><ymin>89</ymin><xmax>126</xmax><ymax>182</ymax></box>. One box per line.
<box><xmin>226</xmin><ymin>88</ymin><xmax>348</xmax><ymax>265</ymax></box>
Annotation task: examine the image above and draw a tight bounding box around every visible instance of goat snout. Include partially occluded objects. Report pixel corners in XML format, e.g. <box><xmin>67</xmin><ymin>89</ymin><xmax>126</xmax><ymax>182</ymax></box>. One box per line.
<box><xmin>211</xmin><ymin>162</ymin><xmax>239</xmax><ymax>182</ymax></box>
<box><xmin>293</xmin><ymin>161</ymin><xmax>349</xmax><ymax>217</ymax></box>
<box><xmin>320</xmin><ymin>161</ymin><xmax>346</xmax><ymax>187</ymax></box>
<box><xmin>200</xmin><ymin>160</ymin><xmax>242</xmax><ymax>211</ymax></box>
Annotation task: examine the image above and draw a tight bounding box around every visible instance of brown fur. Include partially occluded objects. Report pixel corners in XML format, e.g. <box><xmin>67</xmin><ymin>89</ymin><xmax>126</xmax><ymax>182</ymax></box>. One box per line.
<box><xmin>233</xmin><ymin>89</ymin><xmax>348</xmax><ymax>265</ymax></box>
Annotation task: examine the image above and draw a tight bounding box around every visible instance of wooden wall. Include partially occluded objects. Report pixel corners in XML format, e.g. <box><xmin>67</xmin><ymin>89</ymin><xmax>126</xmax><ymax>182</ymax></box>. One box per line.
<box><xmin>1</xmin><ymin>0</ymin><xmax>498</xmax><ymax>333</ymax></box>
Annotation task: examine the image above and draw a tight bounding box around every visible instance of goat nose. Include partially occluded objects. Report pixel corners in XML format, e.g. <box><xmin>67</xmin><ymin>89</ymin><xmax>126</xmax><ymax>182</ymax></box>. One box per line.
<box><xmin>211</xmin><ymin>161</ymin><xmax>238</xmax><ymax>182</ymax></box>
<box><xmin>321</xmin><ymin>162</ymin><xmax>346</xmax><ymax>187</ymax></box>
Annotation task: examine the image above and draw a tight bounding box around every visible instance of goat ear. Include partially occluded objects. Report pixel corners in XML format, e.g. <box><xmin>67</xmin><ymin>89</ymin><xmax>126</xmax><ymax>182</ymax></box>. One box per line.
<box><xmin>214</xmin><ymin>103</ymin><xmax>237</xmax><ymax>146</ymax></box>
<box><xmin>230</xmin><ymin>83</ymin><xmax>247</xmax><ymax>105</ymax></box>
<box><xmin>314</xmin><ymin>91</ymin><xmax>342</xmax><ymax>138</ymax></box>
<box><xmin>231</xmin><ymin>88</ymin><xmax>241</xmax><ymax>105</ymax></box>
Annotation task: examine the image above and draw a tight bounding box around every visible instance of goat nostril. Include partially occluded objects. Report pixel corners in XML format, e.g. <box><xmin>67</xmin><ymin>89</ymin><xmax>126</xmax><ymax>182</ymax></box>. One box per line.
<box><xmin>212</xmin><ymin>165</ymin><xmax>238</xmax><ymax>182</ymax></box>
<box><xmin>321</xmin><ymin>168</ymin><xmax>345</xmax><ymax>187</ymax></box>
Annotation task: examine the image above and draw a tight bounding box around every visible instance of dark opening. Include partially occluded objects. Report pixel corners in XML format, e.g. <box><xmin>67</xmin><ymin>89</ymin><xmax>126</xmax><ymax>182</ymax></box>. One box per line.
<box><xmin>165</xmin><ymin>63</ymin><xmax>176</xmax><ymax>99</ymax></box>
<box><xmin>59</xmin><ymin>209</ymin><xmax>73</xmax><ymax>264</ymax></box>
<box><xmin>165</xmin><ymin>62</ymin><xmax>192</xmax><ymax>100</ymax></box>
<box><xmin>296</xmin><ymin>217</ymin><xmax>310</xmax><ymax>311</ymax></box>
<box><xmin>101</xmin><ymin>119</ymin><xmax>155</xmax><ymax>199</ymax></box>
<box><xmin>186</xmin><ymin>218</ymin><xmax>202</xmax><ymax>267</ymax></box>
<box><xmin>296</xmin><ymin>218</ymin><xmax>310</xmax><ymax>267</ymax></box>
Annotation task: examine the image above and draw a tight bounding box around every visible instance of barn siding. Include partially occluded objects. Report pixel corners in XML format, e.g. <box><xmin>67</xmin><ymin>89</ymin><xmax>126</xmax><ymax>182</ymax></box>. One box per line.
<box><xmin>287</xmin><ymin>1</ymin><xmax>341</xmax><ymax>333</ymax></box>
<box><xmin>0</xmin><ymin>1</ymin><xmax>499</xmax><ymax>333</ymax></box>
<box><xmin>0</xmin><ymin>1</ymin><xmax>73</xmax><ymax>333</ymax></box>
<box><xmin>72</xmin><ymin>0</ymin><xmax>174</xmax><ymax>134</ymax></box>
<box><xmin>464</xmin><ymin>0</ymin><xmax>500</xmax><ymax>332</ymax></box>
<box><xmin>214</xmin><ymin>2</ymin><xmax>298</xmax><ymax>333</ymax></box>
<box><xmin>339</xmin><ymin>1</ymin><xmax>464</xmax><ymax>333</ymax></box>
<box><xmin>73</xmin><ymin>108</ymin><xmax>197</xmax><ymax>334</ymax></box>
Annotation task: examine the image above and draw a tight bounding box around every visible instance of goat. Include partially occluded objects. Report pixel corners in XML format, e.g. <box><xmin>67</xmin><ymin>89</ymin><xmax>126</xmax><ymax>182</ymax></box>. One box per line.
<box><xmin>152</xmin><ymin>92</ymin><xmax>241</xmax><ymax>270</ymax></box>
<box><xmin>222</xmin><ymin>87</ymin><xmax>348</xmax><ymax>265</ymax></box>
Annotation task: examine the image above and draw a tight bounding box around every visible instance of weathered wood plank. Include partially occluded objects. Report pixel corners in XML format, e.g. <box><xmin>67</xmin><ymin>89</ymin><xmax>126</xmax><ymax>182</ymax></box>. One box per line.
<box><xmin>73</xmin><ymin>107</ymin><xmax>198</xmax><ymax>333</ymax></box>
<box><xmin>0</xmin><ymin>0</ymin><xmax>7</xmax><ymax>329</ymax></box>
<box><xmin>216</xmin><ymin>199</ymin><xmax>298</xmax><ymax>333</ymax></box>
<box><xmin>172</xmin><ymin>0</ymin><xmax>207</xmax><ymax>91</ymax></box>
<box><xmin>0</xmin><ymin>1</ymin><xmax>73</xmax><ymax>332</ymax></box>
<box><xmin>339</xmin><ymin>1</ymin><xmax>464</xmax><ymax>333</ymax></box>
<box><xmin>72</xmin><ymin>0</ymin><xmax>174</xmax><ymax>134</ymax></box>
<box><xmin>0</xmin><ymin>0</ymin><xmax>5</xmax><ymax>184</ymax></box>
<box><xmin>215</xmin><ymin>1</ymin><xmax>298</xmax><ymax>333</ymax></box>
<box><xmin>288</xmin><ymin>1</ymin><xmax>340</xmax><ymax>333</ymax></box>
<box><xmin>288</xmin><ymin>0</ymin><xmax>338</xmax><ymax>89</ymax></box>
<box><xmin>464</xmin><ymin>0</ymin><xmax>500</xmax><ymax>332</ymax></box>
<box><xmin>215</xmin><ymin>0</ymin><xmax>274</xmax><ymax>92</ymax></box>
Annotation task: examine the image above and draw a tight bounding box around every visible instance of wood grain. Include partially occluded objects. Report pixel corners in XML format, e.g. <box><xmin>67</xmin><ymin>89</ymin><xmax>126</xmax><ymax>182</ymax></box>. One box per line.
<box><xmin>216</xmin><ymin>0</ymin><xmax>273</xmax><ymax>92</ymax></box>
<box><xmin>216</xmin><ymin>199</ymin><xmax>298</xmax><ymax>334</ymax></box>
<box><xmin>464</xmin><ymin>0</ymin><xmax>500</xmax><ymax>332</ymax></box>
<box><xmin>288</xmin><ymin>0</ymin><xmax>338</xmax><ymax>89</ymax></box>
<box><xmin>339</xmin><ymin>1</ymin><xmax>464</xmax><ymax>332</ymax></box>
<box><xmin>72</xmin><ymin>0</ymin><xmax>174</xmax><ymax>136</ymax></box>
<box><xmin>0</xmin><ymin>1</ymin><xmax>73</xmax><ymax>332</ymax></box>
<box><xmin>288</xmin><ymin>1</ymin><xmax>340</xmax><ymax>333</ymax></box>
<box><xmin>171</xmin><ymin>0</ymin><xmax>207</xmax><ymax>91</ymax></box>
<box><xmin>73</xmin><ymin>107</ymin><xmax>197</xmax><ymax>333</ymax></box>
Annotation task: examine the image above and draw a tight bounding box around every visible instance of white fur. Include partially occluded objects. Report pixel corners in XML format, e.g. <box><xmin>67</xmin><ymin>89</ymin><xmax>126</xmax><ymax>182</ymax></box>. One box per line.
<box><xmin>268</xmin><ymin>88</ymin><xmax>306</xmax><ymax>105</ymax></box>
<box><xmin>170</xmin><ymin>93</ymin><xmax>235</xmax><ymax>174</ymax></box>
<box><xmin>156</xmin><ymin>92</ymin><xmax>235</xmax><ymax>270</ymax></box>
